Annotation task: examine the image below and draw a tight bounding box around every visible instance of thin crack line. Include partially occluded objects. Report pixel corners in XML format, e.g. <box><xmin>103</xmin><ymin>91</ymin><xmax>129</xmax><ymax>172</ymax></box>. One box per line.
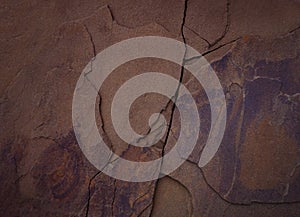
<box><xmin>131</xmin><ymin>184</ymin><xmax>155</xmax><ymax>217</ymax></box>
<box><xmin>136</xmin><ymin>203</ymin><xmax>152</xmax><ymax>217</ymax></box>
<box><xmin>288</xmin><ymin>25</ymin><xmax>300</xmax><ymax>34</ymax></box>
<box><xmin>85</xmin><ymin>156</ymin><xmax>115</xmax><ymax>217</ymax></box>
<box><xmin>186</xmin><ymin>159</ymin><xmax>300</xmax><ymax>206</ymax></box>
<box><xmin>83</xmin><ymin>24</ymin><xmax>96</xmax><ymax>57</ymax></box>
<box><xmin>166</xmin><ymin>175</ymin><xmax>194</xmax><ymax>216</ymax></box>
<box><xmin>209</xmin><ymin>0</ymin><xmax>231</xmax><ymax>48</ymax></box>
<box><xmin>84</xmin><ymin>140</ymin><xmax>115</xmax><ymax>217</ymax></box>
<box><xmin>85</xmin><ymin>171</ymin><xmax>101</xmax><ymax>217</ymax></box>
<box><xmin>111</xmin><ymin>179</ymin><xmax>117</xmax><ymax>217</ymax></box>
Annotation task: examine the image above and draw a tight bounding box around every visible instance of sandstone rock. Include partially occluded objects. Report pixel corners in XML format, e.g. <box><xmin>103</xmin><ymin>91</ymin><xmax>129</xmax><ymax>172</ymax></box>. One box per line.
<box><xmin>1</xmin><ymin>0</ymin><xmax>299</xmax><ymax>216</ymax></box>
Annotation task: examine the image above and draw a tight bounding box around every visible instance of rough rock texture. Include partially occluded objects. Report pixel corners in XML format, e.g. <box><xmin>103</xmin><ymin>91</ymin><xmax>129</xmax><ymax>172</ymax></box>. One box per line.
<box><xmin>1</xmin><ymin>0</ymin><xmax>300</xmax><ymax>216</ymax></box>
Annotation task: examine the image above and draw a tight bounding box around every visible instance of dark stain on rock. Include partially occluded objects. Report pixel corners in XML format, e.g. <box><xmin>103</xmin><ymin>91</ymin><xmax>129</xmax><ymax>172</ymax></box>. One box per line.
<box><xmin>32</xmin><ymin>132</ymin><xmax>84</xmax><ymax>200</ymax></box>
<box><xmin>255</xmin><ymin>57</ymin><xmax>300</xmax><ymax>95</ymax></box>
<box><xmin>242</xmin><ymin>78</ymin><xmax>282</xmax><ymax>129</ymax></box>
<box><xmin>211</xmin><ymin>53</ymin><xmax>231</xmax><ymax>73</ymax></box>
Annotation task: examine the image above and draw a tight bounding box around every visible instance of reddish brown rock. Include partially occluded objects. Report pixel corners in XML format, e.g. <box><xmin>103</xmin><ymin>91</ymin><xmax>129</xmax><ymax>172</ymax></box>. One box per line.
<box><xmin>1</xmin><ymin>0</ymin><xmax>300</xmax><ymax>216</ymax></box>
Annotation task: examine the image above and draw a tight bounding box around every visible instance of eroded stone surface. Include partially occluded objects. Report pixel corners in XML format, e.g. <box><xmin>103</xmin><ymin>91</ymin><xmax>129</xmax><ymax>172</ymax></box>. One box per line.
<box><xmin>1</xmin><ymin>0</ymin><xmax>300</xmax><ymax>216</ymax></box>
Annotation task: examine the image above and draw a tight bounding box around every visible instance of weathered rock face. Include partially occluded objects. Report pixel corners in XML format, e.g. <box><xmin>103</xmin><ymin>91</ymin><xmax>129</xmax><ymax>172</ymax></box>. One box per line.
<box><xmin>1</xmin><ymin>0</ymin><xmax>299</xmax><ymax>217</ymax></box>
<box><xmin>187</xmin><ymin>34</ymin><xmax>300</xmax><ymax>201</ymax></box>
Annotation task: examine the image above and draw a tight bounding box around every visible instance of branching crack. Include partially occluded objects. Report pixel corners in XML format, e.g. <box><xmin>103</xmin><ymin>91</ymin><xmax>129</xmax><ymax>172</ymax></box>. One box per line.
<box><xmin>184</xmin><ymin>37</ymin><xmax>241</xmax><ymax>63</ymax></box>
<box><xmin>183</xmin><ymin>0</ymin><xmax>231</xmax><ymax>49</ymax></box>
<box><xmin>149</xmin><ymin>0</ymin><xmax>189</xmax><ymax>216</ymax></box>
<box><xmin>184</xmin><ymin>25</ymin><xmax>211</xmax><ymax>47</ymax></box>
<box><xmin>163</xmin><ymin>0</ymin><xmax>188</xmax><ymax>147</ymax></box>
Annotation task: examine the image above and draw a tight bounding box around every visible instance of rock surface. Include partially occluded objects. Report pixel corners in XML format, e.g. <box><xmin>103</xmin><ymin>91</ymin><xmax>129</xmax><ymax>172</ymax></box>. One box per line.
<box><xmin>1</xmin><ymin>0</ymin><xmax>300</xmax><ymax>216</ymax></box>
